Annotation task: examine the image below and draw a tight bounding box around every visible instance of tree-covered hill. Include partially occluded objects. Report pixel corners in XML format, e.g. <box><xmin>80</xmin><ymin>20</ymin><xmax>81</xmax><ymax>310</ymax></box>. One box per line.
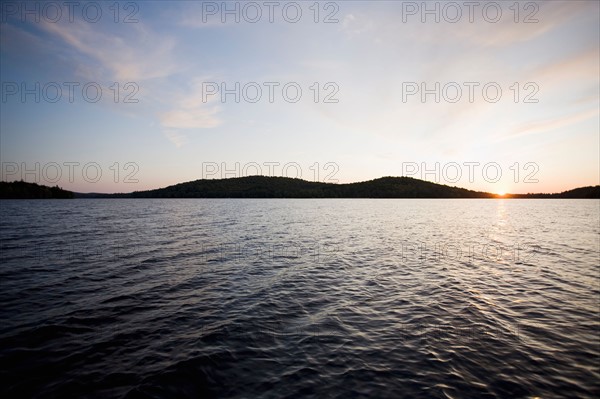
<box><xmin>3</xmin><ymin>176</ymin><xmax>597</xmax><ymax>199</ymax></box>
<box><xmin>509</xmin><ymin>186</ymin><xmax>600</xmax><ymax>199</ymax></box>
<box><xmin>0</xmin><ymin>181</ymin><xmax>74</xmax><ymax>199</ymax></box>
<box><xmin>128</xmin><ymin>176</ymin><xmax>497</xmax><ymax>198</ymax></box>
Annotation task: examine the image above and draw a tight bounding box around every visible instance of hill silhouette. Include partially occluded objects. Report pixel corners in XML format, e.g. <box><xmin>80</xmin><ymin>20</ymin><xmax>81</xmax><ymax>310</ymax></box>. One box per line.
<box><xmin>126</xmin><ymin>176</ymin><xmax>496</xmax><ymax>198</ymax></box>
<box><xmin>2</xmin><ymin>177</ymin><xmax>598</xmax><ymax>199</ymax></box>
<box><xmin>0</xmin><ymin>181</ymin><xmax>74</xmax><ymax>199</ymax></box>
<box><xmin>123</xmin><ymin>176</ymin><xmax>598</xmax><ymax>199</ymax></box>
<box><xmin>509</xmin><ymin>186</ymin><xmax>600</xmax><ymax>199</ymax></box>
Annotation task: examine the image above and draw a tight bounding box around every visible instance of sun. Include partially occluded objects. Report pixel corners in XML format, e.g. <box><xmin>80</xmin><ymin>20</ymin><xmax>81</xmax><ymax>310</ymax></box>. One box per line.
<box><xmin>497</xmin><ymin>191</ymin><xmax>506</xmax><ymax>196</ymax></box>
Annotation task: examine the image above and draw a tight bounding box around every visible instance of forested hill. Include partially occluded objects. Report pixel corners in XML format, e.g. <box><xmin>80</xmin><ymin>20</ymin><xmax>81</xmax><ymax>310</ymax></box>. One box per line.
<box><xmin>0</xmin><ymin>181</ymin><xmax>74</xmax><ymax>199</ymax></box>
<box><xmin>2</xmin><ymin>177</ymin><xmax>597</xmax><ymax>199</ymax></box>
<box><xmin>125</xmin><ymin>176</ymin><xmax>600</xmax><ymax>198</ymax></box>
<box><xmin>509</xmin><ymin>186</ymin><xmax>600</xmax><ymax>199</ymax></box>
<box><xmin>128</xmin><ymin>176</ymin><xmax>497</xmax><ymax>198</ymax></box>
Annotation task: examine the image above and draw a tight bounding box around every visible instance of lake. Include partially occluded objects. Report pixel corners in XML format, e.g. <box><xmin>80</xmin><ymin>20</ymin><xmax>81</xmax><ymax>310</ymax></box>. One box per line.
<box><xmin>0</xmin><ymin>199</ymin><xmax>598</xmax><ymax>398</ymax></box>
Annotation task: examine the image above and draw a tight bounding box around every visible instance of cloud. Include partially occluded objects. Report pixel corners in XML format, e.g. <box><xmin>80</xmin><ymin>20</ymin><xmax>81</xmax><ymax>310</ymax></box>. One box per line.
<box><xmin>28</xmin><ymin>16</ymin><xmax>221</xmax><ymax>146</ymax></box>
<box><xmin>163</xmin><ymin>130</ymin><xmax>186</xmax><ymax>147</ymax></box>
<box><xmin>505</xmin><ymin>108</ymin><xmax>599</xmax><ymax>139</ymax></box>
<box><xmin>158</xmin><ymin>79</ymin><xmax>223</xmax><ymax>146</ymax></box>
<box><xmin>160</xmin><ymin>108</ymin><xmax>221</xmax><ymax>129</ymax></box>
<box><xmin>359</xmin><ymin>1</ymin><xmax>594</xmax><ymax>49</ymax></box>
<box><xmin>439</xmin><ymin>1</ymin><xmax>594</xmax><ymax>48</ymax></box>
<box><xmin>340</xmin><ymin>13</ymin><xmax>374</xmax><ymax>37</ymax></box>
<box><xmin>159</xmin><ymin>78</ymin><xmax>222</xmax><ymax>129</ymax></box>
<box><xmin>40</xmin><ymin>20</ymin><xmax>178</xmax><ymax>82</ymax></box>
<box><xmin>532</xmin><ymin>48</ymin><xmax>600</xmax><ymax>84</ymax></box>
<box><xmin>0</xmin><ymin>22</ymin><xmax>46</xmax><ymax>55</ymax></box>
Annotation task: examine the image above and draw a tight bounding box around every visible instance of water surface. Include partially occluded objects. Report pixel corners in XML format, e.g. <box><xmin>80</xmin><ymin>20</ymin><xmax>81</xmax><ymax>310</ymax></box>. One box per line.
<box><xmin>0</xmin><ymin>199</ymin><xmax>598</xmax><ymax>398</ymax></box>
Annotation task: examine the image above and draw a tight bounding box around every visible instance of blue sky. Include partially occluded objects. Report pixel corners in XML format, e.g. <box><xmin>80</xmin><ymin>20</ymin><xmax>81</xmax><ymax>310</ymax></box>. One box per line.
<box><xmin>1</xmin><ymin>1</ymin><xmax>598</xmax><ymax>193</ymax></box>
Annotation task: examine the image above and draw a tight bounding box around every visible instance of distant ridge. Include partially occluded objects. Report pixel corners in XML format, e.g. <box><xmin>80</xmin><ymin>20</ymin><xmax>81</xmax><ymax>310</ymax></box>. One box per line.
<box><xmin>0</xmin><ymin>181</ymin><xmax>73</xmax><ymax>199</ymax></box>
<box><xmin>86</xmin><ymin>176</ymin><xmax>600</xmax><ymax>199</ymax></box>
<box><xmin>1</xmin><ymin>177</ymin><xmax>598</xmax><ymax>199</ymax></box>
<box><xmin>125</xmin><ymin>176</ymin><xmax>495</xmax><ymax>198</ymax></box>
<box><xmin>508</xmin><ymin>186</ymin><xmax>600</xmax><ymax>199</ymax></box>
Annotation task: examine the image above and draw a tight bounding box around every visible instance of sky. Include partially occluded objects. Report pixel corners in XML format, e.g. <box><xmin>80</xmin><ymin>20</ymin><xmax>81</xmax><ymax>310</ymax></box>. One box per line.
<box><xmin>0</xmin><ymin>0</ymin><xmax>598</xmax><ymax>194</ymax></box>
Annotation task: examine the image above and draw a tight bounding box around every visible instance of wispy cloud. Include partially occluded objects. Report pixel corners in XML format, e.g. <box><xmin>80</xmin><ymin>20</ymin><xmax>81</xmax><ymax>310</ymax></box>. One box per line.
<box><xmin>340</xmin><ymin>13</ymin><xmax>374</xmax><ymax>37</ymax></box>
<box><xmin>453</xmin><ymin>2</ymin><xmax>575</xmax><ymax>47</ymax></box>
<box><xmin>31</xmin><ymin>18</ymin><xmax>221</xmax><ymax>146</ymax></box>
<box><xmin>532</xmin><ymin>48</ymin><xmax>600</xmax><ymax>84</ymax></box>
<box><xmin>160</xmin><ymin>107</ymin><xmax>221</xmax><ymax>130</ymax></box>
<box><xmin>352</xmin><ymin>1</ymin><xmax>594</xmax><ymax>50</ymax></box>
<box><xmin>159</xmin><ymin>79</ymin><xmax>223</xmax><ymax>146</ymax></box>
<box><xmin>40</xmin><ymin>20</ymin><xmax>178</xmax><ymax>82</ymax></box>
<box><xmin>163</xmin><ymin>130</ymin><xmax>186</xmax><ymax>148</ymax></box>
<box><xmin>505</xmin><ymin>108</ymin><xmax>599</xmax><ymax>140</ymax></box>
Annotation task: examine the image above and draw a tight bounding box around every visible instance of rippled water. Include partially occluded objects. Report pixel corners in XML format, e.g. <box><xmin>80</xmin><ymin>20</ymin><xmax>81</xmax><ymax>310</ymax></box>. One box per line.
<box><xmin>0</xmin><ymin>199</ymin><xmax>598</xmax><ymax>398</ymax></box>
